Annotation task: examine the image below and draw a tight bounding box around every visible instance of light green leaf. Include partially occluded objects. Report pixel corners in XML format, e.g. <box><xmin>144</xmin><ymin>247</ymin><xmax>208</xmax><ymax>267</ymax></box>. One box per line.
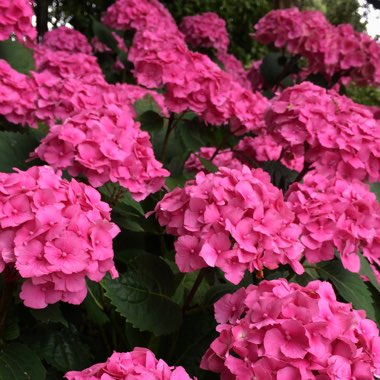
<box><xmin>197</xmin><ymin>155</ymin><xmax>218</xmax><ymax>173</ymax></box>
<box><xmin>0</xmin><ymin>40</ymin><xmax>35</xmax><ymax>74</ymax></box>
<box><xmin>134</xmin><ymin>94</ymin><xmax>163</xmax><ymax>117</ymax></box>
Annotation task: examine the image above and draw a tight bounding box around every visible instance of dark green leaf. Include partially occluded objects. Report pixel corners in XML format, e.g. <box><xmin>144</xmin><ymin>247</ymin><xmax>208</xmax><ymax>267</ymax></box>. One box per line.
<box><xmin>0</xmin><ymin>40</ymin><xmax>34</xmax><ymax>74</ymax></box>
<box><xmin>358</xmin><ymin>252</ymin><xmax>380</xmax><ymax>293</ymax></box>
<box><xmin>25</xmin><ymin>325</ymin><xmax>92</xmax><ymax>372</ymax></box>
<box><xmin>165</xmin><ymin>174</ymin><xmax>194</xmax><ymax>190</ymax></box>
<box><xmin>0</xmin><ymin>131</ymin><xmax>39</xmax><ymax>172</ymax></box>
<box><xmin>102</xmin><ymin>254</ymin><xmax>182</xmax><ymax>335</ymax></box>
<box><xmin>30</xmin><ymin>304</ymin><xmax>68</xmax><ymax>327</ymax></box>
<box><xmin>318</xmin><ymin>260</ymin><xmax>376</xmax><ymax>320</ymax></box>
<box><xmin>134</xmin><ymin>95</ymin><xmax>163</xmax><ymax>117</ymax></box>
<box><xmin>0</xmin><ymin>343</ymin><xmax>46</xmax><ymax>380</ymax></box>
<box><xmin>91</xmin><ymin>18</ymin><xmax>118</xmax><ymax>52</ymax></box>
<box><xmin>260</xmin><ymin>52</ymin><xmax>287</xmax><ymax>86</ymax></box>
<box><xmin>197</xmin><ymin>156</ymin><xmax>218</xmax><ymax>173</ymax></box>
<box><xmin>138</xmin><ymin>111</ymin><xmax>164</xmax><ymax>133</ymax></box>
<box><xmin>260</xmin><ymin>160</ymin><xmax>299</xmax><ymax>192</ymax></box>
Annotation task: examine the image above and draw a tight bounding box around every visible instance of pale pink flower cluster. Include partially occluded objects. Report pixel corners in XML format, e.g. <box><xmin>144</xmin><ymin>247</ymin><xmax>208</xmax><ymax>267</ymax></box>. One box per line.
<box><xmin>254</xmin><ymin>8</ymin><xmax>380</xmax><ymax>86</ymax></box>
<box><xmin>42</xmin><ymin>26</ymin><xmax>93</xmax><ymax>55</ymax></box>
<box><xmin>65</xmin><ymin>347</ymin><xmax>194</xmax><ymax>380</ymax></box>
<box><xmin>202</xmin><ymin>279</ymin><xmax>380</xmax><ymax>380</ymax></box>
<box><xmin>265</xmin><ymin>82</ymin><xmax>380</xmax><ymax>182</ymax></box>
<box><xmin>0</xmin><ymin>0</ymin><xmax>36</xmax><ymax>42</ymax></box>
<box><xmin>185</xmin><ymin>147</ymin><xmax>243</xmax><ymax>172</ymax></box>
<box><xmin>155</xmin><ymin>166</ymin><xmax>304</xmax><ymax>284</ymax></box>
<box><xmin>180</xmin><ymin>12</ymin><xmax>229</xmax><ymax>52</ymax></box>
<box><xmin>0</xmin><ymin>59</ymin><xmax>37</xmax><ymax>127</ymax></box>
<box><xmin>35</xmin><ymin>106</ymin><xmax>169</xmax><ymax>201</ymax></box>
<box><xmin>103</xmin><ymin>0</ymin><xmax>269</xmax><ymax>133</ymax></box>
<box><xmin>286</xmin><ymin>172</ymin><xmax>380</xmax><ymax>273</ymax></box>
<box><xmin>0</xmin><ymin>166</ymin><xmax>119</xmax><ymax>309</ymax></box>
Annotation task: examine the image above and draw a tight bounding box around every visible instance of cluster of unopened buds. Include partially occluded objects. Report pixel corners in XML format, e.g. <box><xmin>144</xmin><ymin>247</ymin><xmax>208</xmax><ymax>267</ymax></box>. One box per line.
<box><xmin>202</xmin><ymin>279</ymin><xmax>380</xmax><ymax>379</ymax></box>
<box><xmin>0</xmin><ymin>166</ymin><xmax>119</xmax><ymax>309</ymax></box>
<box><xmin>155</xmin><ymin>165</ymin><xmax>304</xmax><ymax>284</ymax></box>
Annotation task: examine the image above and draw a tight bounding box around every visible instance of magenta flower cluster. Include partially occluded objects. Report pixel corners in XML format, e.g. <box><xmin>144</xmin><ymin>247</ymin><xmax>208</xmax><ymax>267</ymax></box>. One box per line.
<box><xmin>35</xmin><ymin>106</ymin><xmax>169</xmax><ymax>201</ymax></box>
<box><xmin>0</xmin><ymin>166</ymin><xmax>119</xmax><ymax>309</ymax></box>
<box><xmin>41</xmin><ymin>26</ymin><xmax>93</xmax><ymax>55</ymax></box>
<box><xmin>265</xmin><ymin>82</ymin><xmax>380</xmax><ymax>182</ymax></box>
<box><xmin>287</xmin><ymin>172</ymin><xmax>380</xmax><ymax>273</ymax></box>
<box><xmin>180</xmin><ymin>12</ymin><xmax>230</xmax><ymax>52</ymax></box>
<box><xmin>65</xmin><ymin>348</ymin><xmax>194</xmax><ymax>380</ymax></box>
<box><xmin>254</xmin><ymin>7</ymin><xmax>380</xmax><ymax>86</ymax></box>
<box><xmin>155</xmin><ymin>166</ymin><xmax>304</xmax><ymax>284</ymax></box>
<box><xmin>0</xmin><ymin>0</ymin><xmax>36</xmax><ymax>42</ymax></box>
<box><xmin>103</xmin><ymin>0</ymin><xmax>269</xmax><ymax>132</ymax></box>
<box><xmin>202</xmin><ymin>279</ymin><xmax>380</xmax><ymax>379</ymax></box>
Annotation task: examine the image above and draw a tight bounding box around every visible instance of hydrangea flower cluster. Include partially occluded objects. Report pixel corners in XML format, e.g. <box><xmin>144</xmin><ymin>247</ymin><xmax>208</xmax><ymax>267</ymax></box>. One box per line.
<box><xmin>0</xmin><ymin>0</ymin><xmax>36</xmax><ymax>42</ymax></box>
<box><xmin>254</xmin><ymin>8</ymin><xmax>380</xmax><ymax>86</ymax></box>
<box><xmin>185</xmin><ymin>147</ymin><xmax>243</xmax><ymax>172</ymax></box>
<box><xmin>180</xmin><ymin>12</ymin><xmax>230</xmax><ymax>52</ymax></box>
<box><xmin>202</xmin><ymin>279</ymin><xmax>380</xmax><ymax>379</ymax></box>
<box><xmin>246</xmin><ymin>59</ymin><xmax>265</xmax><ymax>91</ymax></box>
<box><xmin>103</xmin><ymin>0</ymin><xmax>269</xmax><ymax>133</ymax></box>
<box><xmin>34</xmin><ymin>106</ymin><xmax>169</xmax><ymax>200</ymax></box>
<box><xmin>0</xmin><ymin>59</ymin><xmax>37</xmax><ymax>127</ymax></box>
<box><xmin>0</xmin><ymin>166</ymin><xmax>119</xmax><ymax>309</ymax></box>
<box><xmin>41</xmin><ymin>26</ymin><xmax>93</xmax><ymax>55</ymax></box>
<box><xmin>65</xmin><ymin>347</ymin><xmax>194</xmax><ymax>380</ymax></box>
<box><xmin>155</xmin><ymin>165</ymin><xmax>304</xmax><ymax>284</ymax></box>
<box><xmin>216</xmin><ymin>51</ymin><xmax>251</xmax><ymax>89</ymax></box>
<box><xmin>265</xmin><ymin>82</ymin><xmax>380</xmax><ymax>182</ymax></box>
<box><xmin>286</xmin><ymin>172</ymin><xmax>380</xmax><ymax>273</ymax></box>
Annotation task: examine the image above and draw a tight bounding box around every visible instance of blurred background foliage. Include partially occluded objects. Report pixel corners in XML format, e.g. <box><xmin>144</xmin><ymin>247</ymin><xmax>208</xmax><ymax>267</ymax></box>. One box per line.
<box><xmin>36</xmin><ymin>0</ymin><xmax>379</xmax><ymax>106</ymax></box>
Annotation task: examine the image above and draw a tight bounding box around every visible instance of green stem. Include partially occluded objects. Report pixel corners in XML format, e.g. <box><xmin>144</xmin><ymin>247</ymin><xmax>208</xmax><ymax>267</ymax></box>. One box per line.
<box><xmin>160</xmin><ymin>114</ymin><xmax>175</xmax><ymax>162</ymax></box>
<box><xmin>183</xmin><ymin>268</ymin><xmax>207</xmax><ymax>312</ymax></box>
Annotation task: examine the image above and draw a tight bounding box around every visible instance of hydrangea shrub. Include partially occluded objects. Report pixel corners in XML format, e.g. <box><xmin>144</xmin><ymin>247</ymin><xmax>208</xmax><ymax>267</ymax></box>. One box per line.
<box><xmin>0</xmin><ymin>0</ymin><xmax>379</xmax><ymax>379</ymax></box>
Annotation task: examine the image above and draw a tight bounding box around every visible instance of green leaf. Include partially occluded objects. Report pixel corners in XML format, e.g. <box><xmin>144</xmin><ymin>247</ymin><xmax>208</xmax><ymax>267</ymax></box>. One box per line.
<box><xmin>0</xmin><ymin>40</ymin><xmax>35</xmax><ymax>74</ymax></box>
<box><xmin>260</xmin><ymin>160</ymin><xmax>299</xmax><ymax>192</ymax></box>
<box><xmin>0</xmin><ymin>131</ymin><xmax>39</xmax><ymax>172</ymax></box>
<box><xmin>30</xmin><ymin>304</ymin><xmax>68</xmax><ymax>327</ymax></box>
<box><xmin>165</xmin><ymin>174</ymin><xmax>193</xmax><ymax>190</ymax></box>
<box><xmin>102</xmin><ymin>254</ymin><xmax>182</xmax><ymax>335</ymax></box>
<box><xmin>370</xmin><ymin>183</ymin><xmax>380</xmax><ymax>203</ymax></box>
<box><xmin>0</xmin><ymin>343</ymin><xmax>46</xmax><ymax>380</ymax></box>
<box><xmin>318</xmin><ymin>260</ymin><xmax>376</xmax><ymax>320</ymax></box>
<box><xmin>91</xmin><ymin>18</ymin><xmax>118</xmax><ymax>52</ymax></box>
<box><xmin>138</xmin><ymin>111</ymin><xmax>164</xmax><ymax>133</ymax></box>
<box><xmin>197</xmin><ymin>155</ymin><xmax>218</xmax><ymax>173</ymax></box>
<box><xmin>24</xmin><ymin>325</ymin><xmax>92</xmax><ymax>372</ymax></box>
<box><xmin>112</xmin><ymin>211</ymin><xmax>144</xmax><ymax>232</ymax></box>
<box><xmin>260</xmin><ymin>52</ymin><xmax>287</xmax><ymax>86</ymax></box>
<box><xmin>134</xmin><ymin>95</ymin><xmax>163</xmax><ymax>117</ymax></box>
<box><xmin>358</xmin><ymin>252</ymin><xmax>380</xmax><ymax>293</ymax></box>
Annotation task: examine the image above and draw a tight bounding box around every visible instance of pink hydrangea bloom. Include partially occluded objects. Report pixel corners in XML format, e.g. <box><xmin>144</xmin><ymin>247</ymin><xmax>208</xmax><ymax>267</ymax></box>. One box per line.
<box><xmin>254</xmin><ymin>8</ymin><xmax>380</xmax><ymax>86</ymax></box>
<box><xmin>265</xmin><ymin>82</ymin><xmax>380</xmax><ymax>182</ymax></box>
<box><xmin>180</xmin><ymin>12</ymin><xmax>229</xmax><ymax>52</ymax></box>
<box><xmin>0</xmin><ymin>166</ymin><xmax>119</xmax><ymax>309</ymax></box>
<box><xmin>286</xmin><ymin>172</ymin><xmax>380</xmax><ymax>273</ymax></box>
<box><xmin>0</xmin><ymin>59</ymin><xmax>37</xmax><ymax>127</ymax></box>
<box><xmin>185</xmin><ymin>147</ymin><xmax>243</xmax><ymax>173</ymax></box>
<box><xmin>65</xmin><ymin>347</ymin><xmax>194</xmax><ymax>380</ymax></box>
<box><xmin>246</xmin><ymin>60</ymin><xmax>265</xmax><ymax>91</ymax></box>
<box><xmin>0</xmin><ymin>0</ymin><xmax>36</xmax><ymax>42</ymax></box>
<box><xmin>155</xmin><ymin>166</ymin><xmax>304</xmax><ymax>284</ymax></box>
<box><xmin>34</xmin><ymin>105</ymin><xmax>169</xmax><ymax>200</ymax></box>
<box><xmin>216</xmin><ymin>51</ymin><xmax>251</xmax><ymax>89</ymax></box>
<box><xmin>102</xmin><ymin>0</ymin><xmax>269</xmax><ymax>134</ymax></box>
<box><xmin>202</xmin><ymin>279</ymin><xmax>380</xmax><ymax>380</ymax></box>
<box><xmin>42</xmin><ymin>26</ymin><xmax>93</xmax><ymax>55</ymax></box>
